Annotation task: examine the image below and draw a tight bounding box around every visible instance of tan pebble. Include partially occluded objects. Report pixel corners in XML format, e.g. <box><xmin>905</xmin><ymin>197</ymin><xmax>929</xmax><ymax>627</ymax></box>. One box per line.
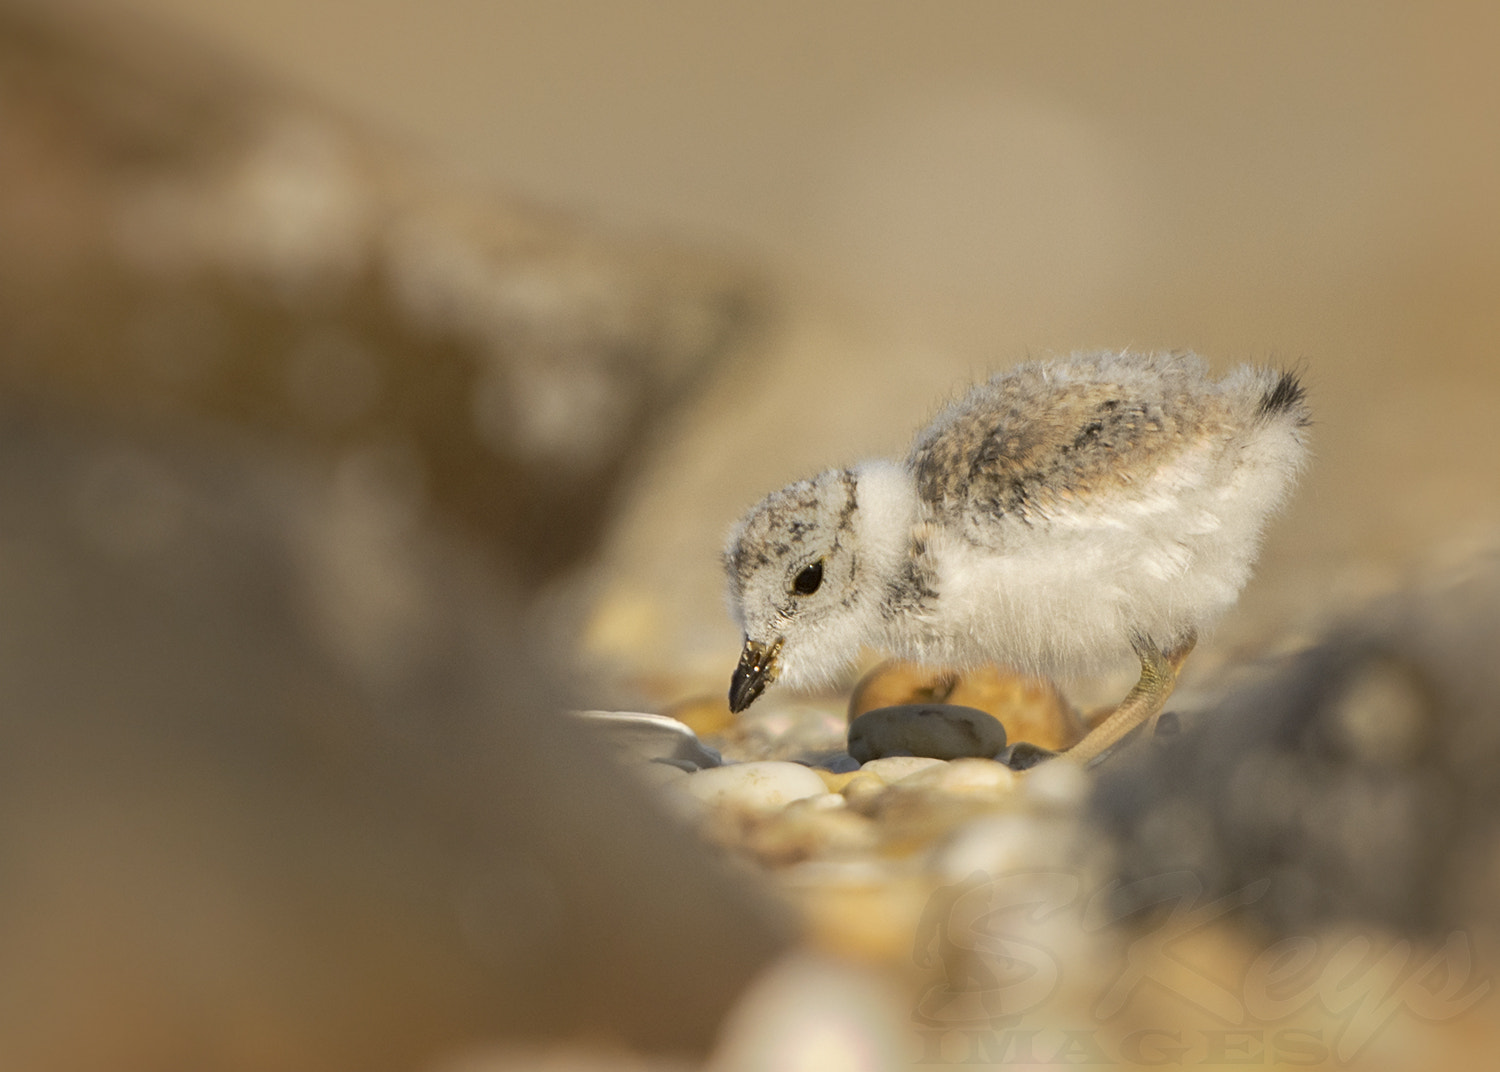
<box><xmin>840</xmin><ymin>772</ymin><xmax>890</xmax><ymax>813</ymax></box>
<box><xmin>846</xmin><ymin>660</ymin><xmax>943</xmax><ymax>717</ymax></box>
<box><xmin>662</xmin><ymin>693</ymin><xmax>735</xmax><ymax>737</ymax></box>
<box><xmin>858</xmin><ymin>756</ymin><xmax>946</xmax><ymax>783</ymax></box>
<box><xmin>849</xmin><ymin>660</ymin><xmax>1086</xmax><ymax>751</ymax></box>
<box><xmin>683</xmin><ymin>761</ymin><xmax>829</xmax><ymax>814</ymax></box>
<box><xmin>952</xmin><ymin>670</ymin><xmax>1084</xmax><ymax>751</ymax></box>
<box><xmin>902</xmin><ymin>756</ymin><xmax>1017</xmax><ymax>795</ymax></box>
<box><xmin>816</xmin><ymin>768</ymin><xmax>860</xmax><ymax>793</ymax></box>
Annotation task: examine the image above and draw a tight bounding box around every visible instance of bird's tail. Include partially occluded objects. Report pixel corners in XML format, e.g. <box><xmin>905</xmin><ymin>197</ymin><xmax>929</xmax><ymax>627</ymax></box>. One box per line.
<box><xmin>1255</xmin><ymin>369</ymin><xmax>1310</xmax><ymax>426</ymax></box>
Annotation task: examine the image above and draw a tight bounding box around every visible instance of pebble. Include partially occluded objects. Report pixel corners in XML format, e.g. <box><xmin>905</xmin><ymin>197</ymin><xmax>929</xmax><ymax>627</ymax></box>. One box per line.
<box><xmin>899</xmin><ymin>756</ymin><xmax>1017</xmax><ymax>797</ymax></box>
<box><xmin>815</xmin><ymin>769</ymin><xmax>860</xmax><ymax>794</ymax></box>
<box><xmin>840</xmin><ymin>772</ymin><xmax>891</xmax><ymax>813</ymax></box>
<box><xmin>575</xmin><ymin>710</ymin><xmax>723</xmax><ymax>771</ymax></box>
<box><xmin>856</xmin><ymin>756</ymin><xmax>948</xmax><ymax>782</ymax></box>
<box><xmin>838</xmin><ymin>756</ymin><xmax>947</xmax><ymax>814</ymax></box>
<box><xmin>683</xmin><ymin>761</ymin><xmax>830</xmax><ymax>814</ymax></box>
<box><xmin>849</xmin><ymin>661</ymin><xmax>1086</xmax><ymax>751</ymax></box>
<box><xmin>847</xmin><ymin>703</ymin><xmax>1007</xmax><ymax>762</ymax></box>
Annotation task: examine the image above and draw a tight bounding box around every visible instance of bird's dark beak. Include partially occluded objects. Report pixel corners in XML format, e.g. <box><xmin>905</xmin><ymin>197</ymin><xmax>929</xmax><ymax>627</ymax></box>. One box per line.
<box><xmin>728</xmin><ymin>636</ymin><xmax>783</xmax><ymax>714</ymax></box>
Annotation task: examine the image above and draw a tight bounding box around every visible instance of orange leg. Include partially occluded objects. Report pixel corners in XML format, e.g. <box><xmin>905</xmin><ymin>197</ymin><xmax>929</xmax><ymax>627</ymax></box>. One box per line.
<box><xmin>1063</xmin><ymin>630</ymin><xmax>1197</xmax><ymax>768</ymax></box>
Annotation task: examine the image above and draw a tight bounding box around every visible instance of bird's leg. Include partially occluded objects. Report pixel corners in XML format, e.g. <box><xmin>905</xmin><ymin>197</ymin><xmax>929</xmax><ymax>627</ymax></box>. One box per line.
<box><xmin>1063</xmin><ymin>629</ymin><xmax>1198</xmax><ymax>768</ymax></box>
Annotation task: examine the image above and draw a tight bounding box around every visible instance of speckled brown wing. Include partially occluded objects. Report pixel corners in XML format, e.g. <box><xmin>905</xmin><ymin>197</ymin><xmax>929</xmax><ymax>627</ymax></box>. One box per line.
<box><xmin>907</xmin><ymin>365</ymin><xmax>1222</xmax><ymax>532</ymax></box>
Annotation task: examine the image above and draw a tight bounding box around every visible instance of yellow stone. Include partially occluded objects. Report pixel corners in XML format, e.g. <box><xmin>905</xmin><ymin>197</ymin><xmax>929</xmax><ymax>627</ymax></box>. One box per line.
<box><xmin>816</xmin><ymin>768</ymin><xmax>860</xmax><ymax>793</ymax></box>
<box><xmin>848</xmin><ymin>660</ymin><xmax>1086</xmax><ymax>751</ymax></box>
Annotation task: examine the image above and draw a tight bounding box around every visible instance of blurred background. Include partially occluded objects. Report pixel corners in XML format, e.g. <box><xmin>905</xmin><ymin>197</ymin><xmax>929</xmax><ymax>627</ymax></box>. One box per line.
<box><xmin>4</xmin><ymin>1</ymin><xmax>1499</xmax><ymax>1069</ymax></box>
<box><xmin>106</xmin><ymin>0</ymin><xmax>1500</xmax><ymax>687</ymax></box>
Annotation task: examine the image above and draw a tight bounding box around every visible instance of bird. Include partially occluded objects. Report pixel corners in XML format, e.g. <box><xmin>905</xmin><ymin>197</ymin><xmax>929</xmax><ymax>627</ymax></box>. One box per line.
<box><xmin>722</xmin><ymin>351</ymin><xmax>1310</xmax><ymax>767</ymax></box>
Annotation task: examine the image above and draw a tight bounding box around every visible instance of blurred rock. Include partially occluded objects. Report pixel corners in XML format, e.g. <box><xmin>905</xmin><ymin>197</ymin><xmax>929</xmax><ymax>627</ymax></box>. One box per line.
<box><xmin>0</xmin><ymin>0</ymin><xmax>766</xmax><ymax>584</ymax></box>
<box><xmin>847</xmin><ymin>704</ymin><xmax>1007</xmax><ymax>763</ymax></box>
<box><xmin>1091</xmin><ymin>539</ymin><xmax>1500</xmax><ymax>938</ymax></box>
<box><xmin>0</xmin><ymin>405</ymin><xmax>791</xmax><ymax>1072</ymax></box>
<box><xmin>0</xmin><ymin>5</ymin><xmax>789</xmax><ymax>1067</ymax></box>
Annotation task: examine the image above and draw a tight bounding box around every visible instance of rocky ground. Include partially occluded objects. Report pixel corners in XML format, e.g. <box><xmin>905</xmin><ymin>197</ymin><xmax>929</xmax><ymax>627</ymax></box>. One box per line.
<box><xmin>559</xmin><ymin>538</ymin><xmax>1500</xmax><ymax>1071</ymax></box>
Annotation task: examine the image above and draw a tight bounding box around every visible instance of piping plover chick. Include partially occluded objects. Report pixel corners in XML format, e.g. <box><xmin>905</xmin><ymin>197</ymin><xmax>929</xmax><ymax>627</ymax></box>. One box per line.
<box><xmin>723</xmin><ymin>351</ymin><xmax>1310</xmax><ymax>767</ymax></box>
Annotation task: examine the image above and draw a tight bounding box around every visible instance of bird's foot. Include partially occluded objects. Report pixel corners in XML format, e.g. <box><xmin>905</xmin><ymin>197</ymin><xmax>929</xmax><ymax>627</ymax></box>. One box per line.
<box><xmin>1061</xmin><ymin>629</ymin><xmax>1198</xmax><ymax>767</ymax></box>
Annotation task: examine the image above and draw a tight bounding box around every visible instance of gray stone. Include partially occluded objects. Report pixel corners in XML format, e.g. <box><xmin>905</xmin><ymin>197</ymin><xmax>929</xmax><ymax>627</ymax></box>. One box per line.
<box><xmin>847</xmin><ymin>704</ymin><xmax>1008</xmax><ymax>763</ymax></box>
<box><xmin>0</xmin><ymin>402</ymin><xmax>785</xmax><ymax>1068</ymax></box>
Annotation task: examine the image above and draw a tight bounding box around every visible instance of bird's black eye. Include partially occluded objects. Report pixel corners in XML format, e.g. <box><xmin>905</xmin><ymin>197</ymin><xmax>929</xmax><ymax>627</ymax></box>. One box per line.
<box><xmin>791</xmin><ymin>560</ymin><xmax>824</xmax><ymax>596</ymax></box>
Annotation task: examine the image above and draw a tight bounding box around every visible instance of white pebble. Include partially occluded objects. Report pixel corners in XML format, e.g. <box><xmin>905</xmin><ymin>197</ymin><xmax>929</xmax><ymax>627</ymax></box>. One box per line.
<box><xmin>684</xmin><ymin>761</ymin><xmax>830</xmax><ymax>813</ymax></box>
<box><xmin>857</xmin><ymin>756</ymin><xmax>946</xmax><ymax>784</ymax></box>
<box><xmin>902</xmin><ymin>756</ymin><xmax>1016</xmax><ymax>794</ymax></box>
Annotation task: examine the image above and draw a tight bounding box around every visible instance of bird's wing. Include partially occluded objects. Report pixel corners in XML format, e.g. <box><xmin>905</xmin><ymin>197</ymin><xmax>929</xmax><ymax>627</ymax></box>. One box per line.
<box><xmin>908</xmin><ymin>375</ymin><xmax>1219</xmax><ymax>531</ymax></box>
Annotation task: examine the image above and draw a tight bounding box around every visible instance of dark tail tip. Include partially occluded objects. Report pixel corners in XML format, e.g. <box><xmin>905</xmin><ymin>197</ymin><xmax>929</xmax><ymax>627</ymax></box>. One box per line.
<box><xmin>1256</xmin><ymin>370</ymin><xmax>1309</xmax><ymax>424</ymax></box>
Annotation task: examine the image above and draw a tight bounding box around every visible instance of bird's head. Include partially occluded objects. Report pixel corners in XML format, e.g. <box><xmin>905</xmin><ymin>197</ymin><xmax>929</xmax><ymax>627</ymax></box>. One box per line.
<box><xmin>721</xmin><ymin>467</ymin><xmax>878</xmax><ymax>713</ymax></box>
